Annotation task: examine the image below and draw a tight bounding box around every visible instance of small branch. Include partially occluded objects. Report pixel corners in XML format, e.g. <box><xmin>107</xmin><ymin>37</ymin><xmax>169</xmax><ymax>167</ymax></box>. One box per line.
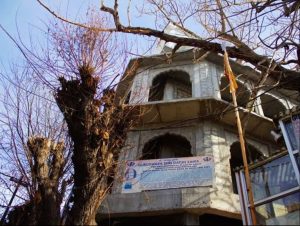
<box><xmin>36</xmin><ymin>0</ymin><xmax>116</xmax><ymax>32</ymax></box>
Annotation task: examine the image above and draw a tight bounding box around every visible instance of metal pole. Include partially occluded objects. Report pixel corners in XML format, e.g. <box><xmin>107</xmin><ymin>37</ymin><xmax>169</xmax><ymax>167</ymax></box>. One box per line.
<box><xmin>236</xmin><ymin>171</ymin><xmax>249</xmax><ymax>225</ymax></box>
<box><xmin>0</xmin><ymin>176</ymin><xmax>23</xmax><ymax>225</ymax></box>
<box><xmin>231</xmin><ymin>90</ymin><xmax>257</xmax><ymax>225</ymax></box>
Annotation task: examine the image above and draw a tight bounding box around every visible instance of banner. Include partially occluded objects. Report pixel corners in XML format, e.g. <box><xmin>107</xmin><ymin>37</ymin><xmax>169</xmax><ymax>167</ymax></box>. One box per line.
<box><xmin>121</xmin><ymin>156</ymin><xmax>214</xmax><ymax>193</ymax></box>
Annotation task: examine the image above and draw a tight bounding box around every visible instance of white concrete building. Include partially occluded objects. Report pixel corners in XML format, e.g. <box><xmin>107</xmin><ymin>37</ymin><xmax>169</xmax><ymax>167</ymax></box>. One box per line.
<box><xmin>97</xmin><ymin>43</ymin><xmax>299</xmax><ymax>225</ymax></box>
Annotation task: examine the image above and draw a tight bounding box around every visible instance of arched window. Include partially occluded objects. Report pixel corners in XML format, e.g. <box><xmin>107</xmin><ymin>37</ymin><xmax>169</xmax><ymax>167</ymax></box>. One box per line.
<box><xmin>149</xmin><ymin>71</ymin><xmax>192</xmax><ymax>102</ymax></box>
<box><xmin>220</xmin><ymin>77</ymin><xmax>251</xmax><ymax>108</ymax></box>
<box><xmin>229</xmin><ymin>142</ymin><xmax>264</xmax><ymax>194</ymax></box>
<box><xmin>142</xmin><ymin>134</ymin><xmax>192</xmax><ymax>159</ymax></box>
<box><xmin>260</xmin><ymin>94</ymin><xmax>286</xmax><ymax>118</ymax></box>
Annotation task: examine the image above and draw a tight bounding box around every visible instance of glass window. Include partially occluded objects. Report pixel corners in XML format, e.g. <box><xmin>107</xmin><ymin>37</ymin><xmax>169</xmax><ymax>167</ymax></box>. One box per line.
<box><xmin>250</xmin><ymin>155</ymin><xmax>298</xmax><ymax>201</ymax></box>
<box><xmin>255</xmin><ymin>192</ymin><xmax>300</xmax><ymax>225</ymax></box>
<box><xmin>285</xmin><ymin>120</ymin><xmax>298</xmax><ymax>151</ymax></box>
<box><xmin>295</xmin><ymin>153</ymin><xmax>300</xmax><ymax>171</ymax></box>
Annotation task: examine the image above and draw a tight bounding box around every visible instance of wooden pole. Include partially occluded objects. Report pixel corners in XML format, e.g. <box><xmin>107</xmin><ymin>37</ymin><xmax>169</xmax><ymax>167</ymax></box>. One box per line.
<box><xmin>231</xmin><ymin>90</ymin><xmax>257</xmax><ymax>225</ymax></box>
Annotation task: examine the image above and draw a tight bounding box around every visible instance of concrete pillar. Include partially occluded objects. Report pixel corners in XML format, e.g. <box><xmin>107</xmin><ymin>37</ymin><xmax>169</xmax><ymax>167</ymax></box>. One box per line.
<box><xmin>130</xmin><ymin>70</ymin><xmax>149</xmax><ymax>104</ymax></box>
<box><xmin>164</xmin><ymin>82</ymin><xmax>174</xmax><ymax>100</ymax></box>
<box><xmin>210</xmin><ymin>63</ymin><xmax>222</xmax><ymax>99</ymax></box>
<box><xmin>192</xmin><ymin>64</ymin><xmax>201</xmax><ymax>98</ymax></box>
<box><xmin>255</xmin><ymin>90</ymin><xmax>264</xmax><ymax>116</ymax></box>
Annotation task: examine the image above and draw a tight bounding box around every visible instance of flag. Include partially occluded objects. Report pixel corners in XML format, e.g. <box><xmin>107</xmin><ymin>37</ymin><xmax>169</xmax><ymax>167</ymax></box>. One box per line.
<box><xmin>224</xmin><ymin>50</ymin><xmax>238</xmax><ymax>93</ymax></box>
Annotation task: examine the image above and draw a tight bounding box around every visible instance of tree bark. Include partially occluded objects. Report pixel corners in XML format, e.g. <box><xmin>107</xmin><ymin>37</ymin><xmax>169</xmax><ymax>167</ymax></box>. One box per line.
<box><xmin>55</xmin><ymin>63</ymin><xmax>139</xmax><ymax>225</ymax></box>
<box><xmin>27</xmin><ymin>137</ymin><xmax>64</xmax><ymax>226</ymax></box>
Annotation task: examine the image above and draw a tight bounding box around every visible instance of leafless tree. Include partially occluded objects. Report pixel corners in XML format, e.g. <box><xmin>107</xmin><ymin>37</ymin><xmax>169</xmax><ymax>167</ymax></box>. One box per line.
<box><xmin>1</xmin><ymin>11</ymin><xmax>141</xmax><ymax>225</ymax></box>
<box><xmin>0</xmin><ymin>65</ymin><xmax>71</xmax><ymax>225</ymax></box>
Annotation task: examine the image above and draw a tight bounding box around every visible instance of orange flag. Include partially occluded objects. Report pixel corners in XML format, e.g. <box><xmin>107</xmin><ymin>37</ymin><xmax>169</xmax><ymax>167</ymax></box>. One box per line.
<box><xmin>224</xmin><ymin>50</ymin><xmax>238</xmax><ymax>93</ymax></box>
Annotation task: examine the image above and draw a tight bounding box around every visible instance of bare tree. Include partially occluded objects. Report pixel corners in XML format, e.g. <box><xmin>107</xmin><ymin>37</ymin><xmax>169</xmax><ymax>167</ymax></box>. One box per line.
<box><xmin>37</xmin><ymin>0</ymin><xmax>300</xmax><ymax>92</ymax></box>
<box><xmin>43</xmin><ymin>16</ymin><xmax>141</xmax><ymax>225</ymax></box>
<box><xmin>1</xmin><ymin>11</ymin><xmax>141</xmax><ymax>225</ymax></box>
<box><xmin>0</xmin><ymin>65</ymin><xmax>71</xmax><ymax>225</ymax></box>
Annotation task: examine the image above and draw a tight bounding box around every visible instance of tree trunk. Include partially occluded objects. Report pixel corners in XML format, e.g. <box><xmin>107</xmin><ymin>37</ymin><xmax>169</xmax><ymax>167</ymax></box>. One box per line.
<box><xmin>66</xmin><ymin>177</ymin><xmax>107</xmax><ymax>225</ymax></box>
<box><xmin>56</xmin><ymin>65</ymin><xmax>138</xmax><ymax>225</ymax></box>
<box><xmin>27</xmin><ymin>137</ymin><xmax>64</xmax><ymax>226</ymax></box>
<box><xmin>56</xmin><ymin>66</ymin><xmax>109</xmax><ymax>225</ymax></box>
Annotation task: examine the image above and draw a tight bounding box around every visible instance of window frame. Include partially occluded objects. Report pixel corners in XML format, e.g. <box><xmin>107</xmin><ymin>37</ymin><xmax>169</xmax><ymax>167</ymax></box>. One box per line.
<box><xmin>279</xmin><ymin>117</ymin><xmax>300</xmax><ymax>185</ymax></box>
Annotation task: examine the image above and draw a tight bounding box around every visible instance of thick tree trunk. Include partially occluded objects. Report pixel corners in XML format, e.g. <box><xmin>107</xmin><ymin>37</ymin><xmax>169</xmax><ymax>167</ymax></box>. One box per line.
<box><xmin>56</xmin><ymin>65</ymin><xmax>138</xmax><ymax>225</ymax></box>
<box><xmin>27</xmin><ymin>137</ymin><xmax>64</xmax><ymax>226</ymax></box>
<box><xmin>56</xmin><ymin>66</ymin><xmax>109</xmax><ymax>225</ymax></box>
<box><xmin>64</xmin><ymin>141</ymin><xmax>108</xmax><ymax>225</ymax></box>
<box><xmin>66</xmin><ymin>177</ymin><xmax>107</xmax><ymax>225</ymax></box>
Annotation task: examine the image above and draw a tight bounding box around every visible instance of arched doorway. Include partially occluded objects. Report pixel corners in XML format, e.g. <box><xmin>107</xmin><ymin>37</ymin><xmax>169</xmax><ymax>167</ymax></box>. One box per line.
<box><xmin>220</xmin><ymin>77</ymin><xmax>251</xmax><ymax>108</ymax></box>
<box><xmin>229</xmin><ymin>142</ymin><xmax>264</xmax><ymax>194</ymax></box>
<box><xmin>149</xmin><ymin>70</ymin><xmax>192</xmax><ymax>101</ymax></box>
<box><xmin>142</xmin><ymin>133</ymin><xmax>192</xmax><ymax>159</ymax></box>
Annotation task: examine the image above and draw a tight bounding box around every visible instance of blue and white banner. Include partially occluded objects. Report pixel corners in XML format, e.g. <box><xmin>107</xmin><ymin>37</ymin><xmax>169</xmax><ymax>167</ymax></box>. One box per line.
<box><xmin>121</xmin><ymin>156</ymin><xmax>214</xmax><ymax>193</ymax></box>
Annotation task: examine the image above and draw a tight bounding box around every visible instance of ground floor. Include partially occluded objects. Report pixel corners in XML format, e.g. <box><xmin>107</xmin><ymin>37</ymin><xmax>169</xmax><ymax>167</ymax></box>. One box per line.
<box><xmin>98</xmin><ymin>212</ymin><xmax>243</xmax><ymax>226</ymax></box>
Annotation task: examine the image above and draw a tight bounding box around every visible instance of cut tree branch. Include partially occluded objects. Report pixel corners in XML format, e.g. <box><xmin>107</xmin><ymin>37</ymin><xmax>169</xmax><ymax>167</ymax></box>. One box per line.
<box><xmin>36</xmin><ymin>0</ymin><xmax>300</xmax><ymax>91</ymax></box>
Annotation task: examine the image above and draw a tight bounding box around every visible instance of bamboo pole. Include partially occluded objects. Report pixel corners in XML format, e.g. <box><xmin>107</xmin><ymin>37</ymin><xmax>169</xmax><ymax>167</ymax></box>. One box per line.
<box><xmin>231</xmin><ymin>90</ymin><xmax>257</xmax><ymax>225</ymax></box>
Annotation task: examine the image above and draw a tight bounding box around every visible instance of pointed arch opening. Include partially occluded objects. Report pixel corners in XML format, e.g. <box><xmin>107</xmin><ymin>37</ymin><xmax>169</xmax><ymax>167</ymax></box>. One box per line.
<box><xmin>141</xmin><ymin>133</ymin><xmax>192</xmax><ymax>160</ymax></box>
<box><xmin>148</xmin><ymin>70</ymin><xmax>192</xmax><ymax>102</ymax></box>
<box><xmin>260</xmin><ymin>93</ymin><xmax>286</xmax><ymax>119</ymax></box>
<box><xmin>229</xmin><ymin>142</ymin><xmax>264</xmax><ymax>194</ymax></box>
<box><xmin>220</xmin><ymin>77</ymin><xmax>251</xmax><ymax>108</ymax></box>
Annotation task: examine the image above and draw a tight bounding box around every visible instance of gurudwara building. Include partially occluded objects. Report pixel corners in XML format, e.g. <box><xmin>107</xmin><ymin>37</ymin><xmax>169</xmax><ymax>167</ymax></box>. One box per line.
<box><xmin>97</xmin><ymin>26</ymin><xmax>300</xmax><ymax>225</ymax></box>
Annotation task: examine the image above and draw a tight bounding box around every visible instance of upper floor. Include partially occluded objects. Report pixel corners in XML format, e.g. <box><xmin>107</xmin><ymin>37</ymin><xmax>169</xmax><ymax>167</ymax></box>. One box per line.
<box><xmin>118</xmin><ymin>50</ymin><xmax>298</xmax><ymax>121</ymax></box>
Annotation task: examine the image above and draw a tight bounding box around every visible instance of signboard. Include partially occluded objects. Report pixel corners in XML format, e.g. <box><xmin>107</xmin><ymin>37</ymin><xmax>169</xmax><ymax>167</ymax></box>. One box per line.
<box><xmin>121</xmin><ymin>156</ymin><xmax>214</xmax><ymax>193</ymax></box>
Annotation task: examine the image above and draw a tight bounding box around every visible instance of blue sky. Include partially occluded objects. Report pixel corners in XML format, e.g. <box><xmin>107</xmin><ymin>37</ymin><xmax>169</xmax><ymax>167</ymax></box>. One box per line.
<box><xmin>0</xmin><ymin>0</ymin><xmax>99</xmax><ymax>70</ymax></box>
<box><xmin>0</xmin><ymin>0</ymin><xmax>157</xmax><ymax>73</ymax></box>
<box><xmin>0</xmin><ymin>0</ymin><xmax>46</xmax><ymax>67</ymax></box>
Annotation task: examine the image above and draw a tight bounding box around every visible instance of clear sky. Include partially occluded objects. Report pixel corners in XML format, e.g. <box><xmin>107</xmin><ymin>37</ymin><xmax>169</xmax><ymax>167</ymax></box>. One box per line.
<box><xmin>0</xmin><ymin>0</ymin><xmax>157</xmax><ymax>74</ymax></box>
<box><xmin>0</xmin><ymin>0</ymin><xmax>101</xmax><ymax>70</ymax></box>
<box><xmin>0</xmin><ymin>0</ymin><xmax>30</xmax><ymax>67</ymax></box>
<box><xmin>0</xmin><ymin>0</ymin><xmax>47</xmax><ymax>68</ymax></box>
